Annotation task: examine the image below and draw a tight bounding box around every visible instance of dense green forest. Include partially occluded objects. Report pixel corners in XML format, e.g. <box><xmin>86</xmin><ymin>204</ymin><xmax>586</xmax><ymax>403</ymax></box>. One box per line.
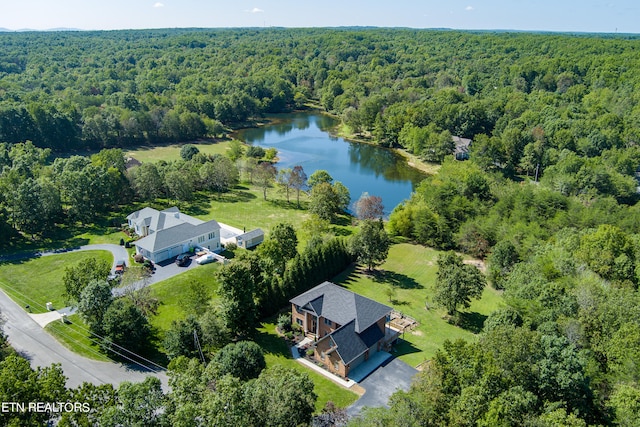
<box><xmin>3</xmin><ymin>28</ymin><xmax>640</xmax><ymax>425</ymax></box>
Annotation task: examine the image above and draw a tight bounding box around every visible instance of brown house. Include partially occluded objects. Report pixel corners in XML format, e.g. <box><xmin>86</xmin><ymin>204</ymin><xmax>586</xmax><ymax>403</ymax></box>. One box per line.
<box><xmin>290</xmin><ymin>281</ymin><xmax>395</xmax><ymax>378</ymax></box>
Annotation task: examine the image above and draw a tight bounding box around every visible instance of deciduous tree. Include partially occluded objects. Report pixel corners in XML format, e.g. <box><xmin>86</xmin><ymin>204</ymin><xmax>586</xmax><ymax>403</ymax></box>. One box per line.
<box><xmin>78</xmin><ymin>279</ymin><xmax>113</xmax><ymax>335</ymax></box>
<box><xmin>247</xmin><ymin>365</ymin><xmax>316</xmax><ymax>427</ymax></box>
<box><xmin>209</xmin><ymin>341</ymin><xmax>266</xmax><ymax>381</ymax></box>
<box><xmin>433</xmin><ymin>251</ymin><xmax>486</xmax><ymax>316</ymax></box>
<box><xmin>102</xmin><ymin>298</ymin><xmax>151</xmax><ymax>354</ymax></box>
<box><xmin>254</xmin><ymin>162</ymin><xmax>277</xmax><ymax>200</ymax></box>
<box><xmin>355</xmin><ymin>192</ymin><xmax>384</xmax><ymax>220</ymax></box>
<box><xmin>349</xmin><ymin>219</ymin><xmax>390</xmax><ymax>272</ymax></box>
<box><xmin>63</xmin><ymin>257</ymin><xmax>111</xmax><ymax>303</ymax></box>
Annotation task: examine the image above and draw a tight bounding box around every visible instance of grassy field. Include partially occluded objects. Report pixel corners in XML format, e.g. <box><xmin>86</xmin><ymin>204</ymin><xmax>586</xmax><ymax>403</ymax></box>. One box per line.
<box><xmin>333</xmin><ymin>243</ymin><xmax>504</xmax><ymax>367</ymax></box>
<box><xmin>146</xmin><ymin>264</ymin><xmax>359</xmax><ymax>412</ymax></box>
<box><xmin>151</xmin><ymin>183</ymin><xmax>356</xmax><ymax>250</ymax></box>
<box><xmin>125</xmin><ymin>140</ymin><xmax>234</xmax><ymax>163</ymax></box>
<box><xmin>45</xmin><ymin>314</ymin><xmax>111</xmax><ymax>362</ymax></box>
<box><xmin>148</xmin><ymin>263</ymin><xmax>221</xmax><ymax>332</ymax></box>
<box><xmin>0</xmin><ymin>250</ymin><xmax>114</xmax><ymax>313</ymax></box>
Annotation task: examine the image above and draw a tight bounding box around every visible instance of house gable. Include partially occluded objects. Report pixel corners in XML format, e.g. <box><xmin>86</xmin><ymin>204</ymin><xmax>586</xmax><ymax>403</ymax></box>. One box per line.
<box><xmin>128</xmin><ymin>207</ymin><xmax>221</xmax><ymax>262</ymax></box>
<box><xmin>290</xmin><ymin>281</ymin><xmax>391</xmax><ymax>333</ymax></box>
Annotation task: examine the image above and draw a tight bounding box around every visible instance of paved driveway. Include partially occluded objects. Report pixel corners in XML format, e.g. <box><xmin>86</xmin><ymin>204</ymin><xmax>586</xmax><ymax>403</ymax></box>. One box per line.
<box><xmin>347</xmin><ymin>358</ymin><xmax>418</xmax><ymax>417</ymax></box>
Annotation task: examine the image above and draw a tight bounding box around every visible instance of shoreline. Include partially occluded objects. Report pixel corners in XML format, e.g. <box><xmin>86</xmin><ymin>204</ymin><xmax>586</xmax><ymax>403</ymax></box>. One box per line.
<box><xmin>233</xmin><ymin>109</ymin><xmax>439</xmax><ymax>177</ymax></box>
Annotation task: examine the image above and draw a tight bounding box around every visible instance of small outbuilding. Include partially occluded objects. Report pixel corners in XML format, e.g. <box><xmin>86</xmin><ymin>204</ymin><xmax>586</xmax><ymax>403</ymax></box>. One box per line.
<box><xmin>453</xmin><ymin>136</ymin><xmax>472</xmax><ymax>160</ymax></box>
<box><xmin>235</xmin><ymin>228</ymin><xmax>264</xmax><ymax>249</ymax></box>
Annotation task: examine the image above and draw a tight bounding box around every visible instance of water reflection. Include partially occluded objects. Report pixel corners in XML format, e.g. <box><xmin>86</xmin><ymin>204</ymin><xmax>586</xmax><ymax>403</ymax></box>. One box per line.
<box><xmin>235</xmin><ymin>113</ymin><xmax>425</xmax><ymax>214</ymax></box>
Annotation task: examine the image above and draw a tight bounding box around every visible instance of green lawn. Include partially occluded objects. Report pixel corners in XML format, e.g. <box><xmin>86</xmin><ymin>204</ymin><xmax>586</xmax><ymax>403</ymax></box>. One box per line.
<box><xmin>201</xmin><ymin>184</ymin><xmax>312</xmax><ymax>235</ymax></box>
<box><xmin>333</xmin><ymin>243</ymin><xmax>504</xmax><ymax>367</ymax></box>
<box><xmin>125</xmin><ymin>140</ymin><xmax>234</xmax><ymax>163</ymax></box>
<box><xmin>0</xmin><ymin>250</ymin><xmax>114</xmax><ymax>313</ymax></box>
<box><xmin>45</xmin><ymin>314</ymin><xmax>111</xmax><ymax>362</ymax></box>
<box><xmin>146</xmin><ymin>263</ymin><xmax>358</xmax><ymax>412</ymax></box>
<box><xmin>173</xmin><ymin>183</ymin><xmax>355</xmax><ymax>249</ymax></box>
<box><xmin>149</xmin><ymin>263</ymin><xmax>221</xmax><ymax>332</ymax></box>
<box><xmin>256</xmin><ymin>321</ymin><xmax>359</xmax><ymax>412</ymax></box>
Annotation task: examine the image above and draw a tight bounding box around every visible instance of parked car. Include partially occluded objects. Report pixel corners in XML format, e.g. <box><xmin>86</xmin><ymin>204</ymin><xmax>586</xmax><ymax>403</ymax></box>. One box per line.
<box><xmin>175</xmin><ymin>254</ymin><xmax>190</xmax><ymax>266</ymax></box>
<box><xmin>195</xmin><ymin>253</ymin><xmax>215</xmax><ymax>265</ymax></box>
<box><xmin>114</xmin><ymin>260</ymin><xmax>126</xmax><ymax>275</ymax></box>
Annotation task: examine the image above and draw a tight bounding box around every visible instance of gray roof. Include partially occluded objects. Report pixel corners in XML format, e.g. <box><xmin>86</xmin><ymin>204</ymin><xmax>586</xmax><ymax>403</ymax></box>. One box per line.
<box><xmin>331</xmin><ymin>321</ymin><xmax>367</xmax><ymax>365</ymax></box>
<box><xmin>290</xmin><ymin>282</ymin><xmax>391</xmax><ymax>334</ymax></box>
<box><xmin>236</xmin><ymin>228</ymin><xmax>264</xmax><ymax>240</ymax></box>
<box><xmin>127</xmin><ymin>207</ymin><xmax>204</xmax><ymax>233</ymax></box>
<box><xmin>330</xmin><ymin>320</ymin><xmax>385</xmax><ymax>365</ymax></box>
<box><xmin>453</xmin><ymin>136</ymin><xmax>472</xmax><ymax>155</ymax></box>
<box><xmin>135</xmin><ymin>220</ymin><xmax>221</xmax><ymax>253</ymax></box>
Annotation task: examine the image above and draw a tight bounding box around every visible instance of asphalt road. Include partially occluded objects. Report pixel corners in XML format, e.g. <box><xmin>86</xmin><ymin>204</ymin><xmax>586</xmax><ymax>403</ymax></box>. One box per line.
<box><xmin>0</xmin><ymin>243</ymin><xmax>170</xmax><ymax>390</ymax></box>
<box><xmin>347</xmin><ymin>357</ymin><xmax>418</xmax><ymax>417</ymax></box>
<box><xmin>0</xmin><ymin>288</ymin><xmax>168</xmax><ymax>390</ymax></box>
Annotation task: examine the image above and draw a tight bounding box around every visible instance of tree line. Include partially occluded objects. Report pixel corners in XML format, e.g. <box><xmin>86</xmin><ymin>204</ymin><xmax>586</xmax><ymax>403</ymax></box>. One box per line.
<box><xmin>1</xmin><ymin>28</ymin><xmax>640</xmax><ymax>189</ymax></box>
<box><xmin>0</xmin><ymin>322</ymin><xmax>319</xmax><ymax>426</ymax></box>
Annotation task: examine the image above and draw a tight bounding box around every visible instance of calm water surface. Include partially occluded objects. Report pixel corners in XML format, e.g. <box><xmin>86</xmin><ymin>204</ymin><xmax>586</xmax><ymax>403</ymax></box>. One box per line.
<box><xmin>235</xmin><ymin>113</ymin><xmax>426</xmax><ymax>215</ymax></box>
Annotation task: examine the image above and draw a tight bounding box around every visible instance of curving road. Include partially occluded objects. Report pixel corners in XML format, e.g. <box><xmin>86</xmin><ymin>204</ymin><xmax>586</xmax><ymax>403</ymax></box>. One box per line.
<box><xmin>0</xmin><ymin>244</ymin><xmax>169</xmax><ymax>390</ymax></box>
<box><xmin>0</xmin><ymin>288</ymin><xmax>168</xmax><ymax>390</ymax></box>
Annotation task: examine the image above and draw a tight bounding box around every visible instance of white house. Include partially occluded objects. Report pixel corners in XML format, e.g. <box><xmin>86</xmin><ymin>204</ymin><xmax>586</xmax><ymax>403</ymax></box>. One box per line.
<box><xmin>127</xmin><ymin>207</ymin><xmax>221</xmax><ymax>263</ymax></box>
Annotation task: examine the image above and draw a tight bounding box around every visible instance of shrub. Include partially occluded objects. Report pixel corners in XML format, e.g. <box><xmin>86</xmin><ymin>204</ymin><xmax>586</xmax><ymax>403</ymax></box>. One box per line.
<box><xmin>277</xmin><ymin>313</ymin><xmax>292</xmax><ymax>333</ymax></box>
<box><xmin>225</xmin><ymin>242</ymin><xmax>238</xmax><ymax>251</ymax></box>
<box><xmin>246</xmin><ymin>145</ymin><xmax>266</xmax><ymax>158</ymax></box>
<box><xmin>211</xmin><ymin>341</ymin><xmax>266</xmax><ymax>381</ymax></box>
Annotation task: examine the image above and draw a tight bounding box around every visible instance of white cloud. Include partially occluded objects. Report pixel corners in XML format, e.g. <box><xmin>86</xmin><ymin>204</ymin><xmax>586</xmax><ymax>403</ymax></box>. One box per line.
<box><xmin>465</xmin><ymin>6</ymin><xmax>474</xmax><ymax>11</ymax></box>
<box><xmin>246</xmin><ymin>7</ymin><xmax>264</xmax><ymax>14</ymax></box>
<box><xmin>153</xmin><ymin>2</ymin><xmax>164</xmax><ymax>8</ymax></box>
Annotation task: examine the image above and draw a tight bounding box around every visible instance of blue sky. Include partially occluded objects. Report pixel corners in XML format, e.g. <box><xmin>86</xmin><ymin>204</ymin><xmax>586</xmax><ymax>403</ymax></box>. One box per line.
<box><xmin>1</xmin><ymin>1</ymin><xmax>638</xmax><ymax>33</ymax></box>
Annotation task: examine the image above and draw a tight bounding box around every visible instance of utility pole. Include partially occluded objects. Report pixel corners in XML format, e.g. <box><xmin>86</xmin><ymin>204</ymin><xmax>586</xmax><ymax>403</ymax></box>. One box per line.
<box><xmin>194</xmin><ymin>330</ymin><xmax>205</xmax><ymax>363</ymax></box>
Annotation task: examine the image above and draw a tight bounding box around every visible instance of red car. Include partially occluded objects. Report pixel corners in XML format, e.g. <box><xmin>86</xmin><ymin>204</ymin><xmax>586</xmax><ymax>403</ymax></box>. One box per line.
<box><xmin>114</xmin><ymin>260</ymin><xmax>126</xmax><ymax>275</ymax></box>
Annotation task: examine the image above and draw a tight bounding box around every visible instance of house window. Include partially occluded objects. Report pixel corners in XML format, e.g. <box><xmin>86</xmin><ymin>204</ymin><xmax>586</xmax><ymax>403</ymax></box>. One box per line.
<box><xmin>208</xmin><ymin>232</ymin><xmax>215</xmax><ymax>240</ymax></box>
<box><xmin>320</xmin><ymin>352</ymin><xmax>325</xmax><ymax>361</ymax></box>
<box><xmin>323</xmin><ymin>318</ymin><xmax>332</xmax><ymax>326</ymax></box>
<box><xmin>333</xmin><ymin>361</ymin><xmax>339</xmax><ymax>371</ymax></box>
<box><xmin>296</xmin><ymin>318</ymin><xmax>303</xmax><ymax>326</ymax></box>
<box><xmin>198</xmin><ymin>235</ymin><xmax>205</xmax><ymax>243</ymax></box>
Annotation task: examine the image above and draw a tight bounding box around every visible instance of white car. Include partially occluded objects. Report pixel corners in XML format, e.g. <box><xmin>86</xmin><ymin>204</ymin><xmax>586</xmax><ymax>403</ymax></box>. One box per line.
<box><xmin>195</xmin><ymin>253</ymin><xmax>216</xmax><ymax>265</ymax></box>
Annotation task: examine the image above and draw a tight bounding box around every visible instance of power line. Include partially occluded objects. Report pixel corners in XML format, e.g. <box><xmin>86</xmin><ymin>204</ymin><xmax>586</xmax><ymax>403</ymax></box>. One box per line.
<box><xmin>4</xmin><ymin>321</ymin><xmax>106</xmax><ymax>385</ymax></box>
<box><xmin>0</xmin><ymin>281</ymin><xmax>166</xmax><ymax>373</ymax></box>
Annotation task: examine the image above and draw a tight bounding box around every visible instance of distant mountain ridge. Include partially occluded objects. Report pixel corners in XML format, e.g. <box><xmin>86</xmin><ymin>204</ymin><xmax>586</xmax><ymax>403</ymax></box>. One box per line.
<box><xmin>0</xmin><ymin>27</ymin><xmax>84</xmax><ymax>32</ymax></box>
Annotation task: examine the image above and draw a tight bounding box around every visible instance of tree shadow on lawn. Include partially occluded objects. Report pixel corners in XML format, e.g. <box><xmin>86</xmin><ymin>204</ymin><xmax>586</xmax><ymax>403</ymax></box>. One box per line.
<box><xmin>267</xmin><ymin>198</ymin><xmax>308</xmax><ymax>211</ymax></box>
<box><xmin>454</xmin><ymin>311</ymin><xmax>488</xmax><ymax>334</ymax></box>
<box><xmin>254</xmin><ymin>326</ymin><xmax>294</xmax><ymax>360</ymax></box>
<box><xmin>217</xmin><ymin>188</ymin><xmax>257</xmax><ymax>204</ymax></box>
<box><xmin>332</xmin><ymin>214</ymin><xmax>353</xmax><ymax>227</ymax></box>
<box><xmin>333</xmin><ymin>227</ymin><xmax>353</xmax><ymax>237</ymax></box>
<box><xmin>371</xmin><ymin>270</ymin><xmax>423</xmax><ymax>290</ymax></box>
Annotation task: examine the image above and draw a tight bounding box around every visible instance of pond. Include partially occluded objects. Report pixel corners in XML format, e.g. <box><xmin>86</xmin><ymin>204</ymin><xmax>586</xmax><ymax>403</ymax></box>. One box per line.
<box><xmin>234</xmin><ymin>113</ymin><xmax>426</xmax><ymax>216</ymax></box>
